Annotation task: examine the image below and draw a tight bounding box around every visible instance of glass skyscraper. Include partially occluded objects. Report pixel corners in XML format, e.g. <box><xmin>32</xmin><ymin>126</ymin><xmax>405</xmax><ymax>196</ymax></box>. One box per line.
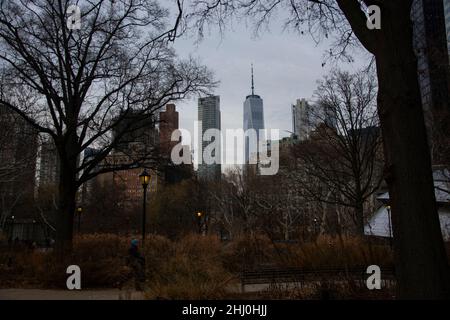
<box><xmin>412</xmin><ymin>0</ymin><xmax>450</xmax><ymax>161</ymax></box>
<box><xmin>445</xmin><ymin>0</ymin><xmax>450</xmax><ymax>59</ymax></box>
<box><xmin>243</xmin><ymin>65</ymin><xmax>265</xmax><ymax>164</ymax></box>
<box><xmin>198</xmin><ymin>95</ymin><xmax>221</xmax><ymax>181</ymax></box>
<box><xmin>292</xmin><ymin>98</ymin><xmax>316</xmax><ymax>141</ymax></box>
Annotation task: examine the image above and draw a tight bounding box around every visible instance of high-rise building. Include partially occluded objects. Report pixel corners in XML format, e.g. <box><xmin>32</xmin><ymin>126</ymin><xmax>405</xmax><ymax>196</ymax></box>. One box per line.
<box><xmin>292</xmin><ymin>99</ymin><xmax>317</xmax><ymax>141</ymax></box>
<box><xmin>0</xmin><ymin>104</ymin><xmax>38</xmax><ymax>212</ymax></box>
<box><xmin>412</xmin><ymin>0</ymin><xmax>450</xmax><ymax>162</ymax></box>
<box><xmin>243</xmin><ymin>65</ymin><xmax>265</xmax><ymax>164</ymax></box>
<box><xmin>112</xmin><ymin>110</ymin><xmax>158</xmax><ymax>154</ymax></box>
<box><xmin>80</xmin><ymin>147</ymin><xmax>101</xmax><ymax>204</ymax></box>
<box><xmin>444</xmin><ymin>0</ymin><xmax>450</xmax><ymax>58</ymax></box>
<box><xmin>100</xmin><ymin>153</ymin><xmax>158</xmax><ymax>203</ymax></box>
<box><xmin>159</xmin><ymin>104</ymin><xmax>192</xmax><ymax>184</ymax></box>
<box><xmin>159</xmin><ymin>103</ymin><xmax>179</xmax><ymax>158</ymax></box>
<box><xmin>292</xmin><ymin>98</ymin><xmax>336</xmax><ymax>142</ymax></box>
<box><xmin>38</xmin><ymin>138</ymin><xmax>60</xmax><ymax>190</ymax></box>
<box><xmin>198</xmin><ymin>95</ymin><xmax>221</xmax><ymax>181</ymax></box>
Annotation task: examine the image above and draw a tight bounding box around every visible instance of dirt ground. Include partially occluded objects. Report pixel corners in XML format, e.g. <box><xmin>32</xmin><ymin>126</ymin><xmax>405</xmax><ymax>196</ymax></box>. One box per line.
<box><xmin>0</xmin><ymin>288</ymin><xmax>145</xmax><ymax>300</ymax></box>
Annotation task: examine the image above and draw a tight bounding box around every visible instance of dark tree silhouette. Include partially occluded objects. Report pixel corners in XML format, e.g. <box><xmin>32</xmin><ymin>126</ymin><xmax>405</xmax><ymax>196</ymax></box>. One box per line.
<box><xmin>0</xmin><ymin>0</ymin><xmax>215</xmax><ymax>253</ymax></box>
<box><xmin>186</xmin><ymin>0</ymin><xmax>450</xmax><ymax>298</ymax></box>
<box><xmin>290</xmin><ymin>69</ymin><xmax>383</xmax><ymax>235</ymax></box>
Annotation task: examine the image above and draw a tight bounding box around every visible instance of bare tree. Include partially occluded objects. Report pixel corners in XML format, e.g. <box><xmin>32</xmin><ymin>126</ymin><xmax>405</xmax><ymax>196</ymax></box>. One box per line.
<box><xmin>212</xmin><ymin>167</ymin><xmax>305</xmax><ymax>240</ymax></box>
<box><xmin>150</xmin><ymin>178</ymin><xmax>203</xmax><ymax>238</ymax></box>
<box><xmin>289</xmin><ymin>69</ymin><xmax>383</xmax><ymax>235</ymax></box>
<box><xmin>0</xmin><ymin>0</ymin><xmax>215</xmax><ymax>252</ymax></box>
<box><xmin>208</xmin><ymin>172</ymin><xmax>239</xmax><ymax>239</ymax></box>
<box><xmin>185</xmin><ymin>0</ymin><xmax>450</xmax><ymax>298</ymax></box>
<box><xmin>209</xmin><ymin>167</ymin><xmax>258</xmax><ymax>237</ymax></box>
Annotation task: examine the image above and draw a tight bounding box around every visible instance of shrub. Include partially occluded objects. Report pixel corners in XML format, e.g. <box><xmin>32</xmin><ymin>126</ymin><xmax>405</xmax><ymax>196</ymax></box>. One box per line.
<box><xmin>145</xmin><ymin>234</ymin><xmax>236</xmax><ymax>299</ymax></box>
<box><xmin>279</xmin><ymin>235</ymin><xmax>394</xmax><ymax>269</ymax></box>
<box><xmin>0</xmin><ymin>232</ymin><xmax>397</xmax><ymax>299</ymax></box>
<box><xmin>221</xmin><ymin>234</ymin><xmax>276</xmax><ymax>272</ymax></box>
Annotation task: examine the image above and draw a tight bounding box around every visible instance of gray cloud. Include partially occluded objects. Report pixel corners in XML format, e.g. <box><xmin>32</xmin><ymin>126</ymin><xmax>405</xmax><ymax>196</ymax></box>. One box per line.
<box><xmin>171</xmin><ymin>17</ymin><xmax>370</xmax><ymax>169</ymax></box>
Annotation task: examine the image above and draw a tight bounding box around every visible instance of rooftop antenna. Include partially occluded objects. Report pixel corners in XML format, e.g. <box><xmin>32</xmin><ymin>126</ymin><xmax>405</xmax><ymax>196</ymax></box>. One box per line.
<box><xmin>251</xmin><ymin>63</ymin><xmax>254</xmax><ymax>95</ymax></box>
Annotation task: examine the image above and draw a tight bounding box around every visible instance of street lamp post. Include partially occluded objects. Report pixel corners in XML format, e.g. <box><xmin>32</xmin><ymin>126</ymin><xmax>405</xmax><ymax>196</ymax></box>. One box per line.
<box><xmin>313</xmin><ymin>217</ymin><xmax>318</xmax><ymax>237</ymax></box>
<box><xmin>386</xmin><ymin>205</ymin><xmax>393</xmax><ymax>248</ymax></box>
<box><xmin>139</xmin><ymin>169</ymin><xmax>151</xmax><ymax>248</ymax></box>
<box><xmin>196</xmin><ymin>212</ymin><xmax>203</xmax><ymax>235</ymax></box>
<box><xmin>76</xmin><ymin>207</ymin><xmax>83</xmax><ymax>234</ymax></box>
<box><xmin>11</xmin><ymin>215</ymin><xmax>15</xmax><ymax>241</ymax></box>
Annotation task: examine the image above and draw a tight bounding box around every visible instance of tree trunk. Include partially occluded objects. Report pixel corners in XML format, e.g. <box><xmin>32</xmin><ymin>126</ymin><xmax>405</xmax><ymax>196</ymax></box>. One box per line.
<box><xmin>374</xmin><ymin>5</ymin><xmax>450</xmax><ymax>299</ymax></box>
<box><xmin>55</xmin><ymin>135</ymin><xmax>79</xmax><ymax>256</ymax></box>
<box><xmin>355</xmin><ymin>200</ymin><xmax>365</xmax><ymax>236</ymax></box>
<box><xmin>55</xmin><ymin>168</ymin><xmax>77</xmax><ymax>255</ymax></box>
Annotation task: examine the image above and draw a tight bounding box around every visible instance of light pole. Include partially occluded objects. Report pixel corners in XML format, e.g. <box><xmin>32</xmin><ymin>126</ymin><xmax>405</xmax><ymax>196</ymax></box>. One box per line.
<box><xmin>11</xmin><ymin>215</ymin><xmax>15</xmax><ymax>241</ymax></box>
<box><xmin>196</xmin><ymin>212</ymin><xmax>203</xmax><ymax>235</ymax></box>
<box><xmin>139</xmin><ymin>169</ymin><xmax>151</xmax><ymax>248</ymax></box>
<box><xmin>76</xmin><ymin>207</ymin><xmax>83</xmax><ymax>234</ymax></box>
<box><xmin>313</xmin><ymin>217</ymin><xmax>319</xmax><ymax>237</ymax></box>
<box><xmin>386</xmin><ymin>205</ymin><xmax>393</xmax><ymax>248</ymax></box>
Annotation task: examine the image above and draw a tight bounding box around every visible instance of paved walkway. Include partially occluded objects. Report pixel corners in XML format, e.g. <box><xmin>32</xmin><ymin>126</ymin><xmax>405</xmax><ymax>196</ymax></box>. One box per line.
<box><xmin>0</xmin><ymin>289</ymin><xmax>145</xmax><ymax>300</ymax></box>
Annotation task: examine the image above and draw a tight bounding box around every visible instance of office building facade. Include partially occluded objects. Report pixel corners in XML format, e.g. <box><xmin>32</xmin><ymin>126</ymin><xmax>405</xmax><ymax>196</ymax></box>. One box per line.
<box><xmin>112</xmin><ymin>110</ymin><xmax>158</xmax><ymax>154</ymax></box>
<box><xmin>38</xmin><ymin>138</ymin><xmax>60</xmax><ymax>190</ymax></box>
<box><xmin>412</xmin><ymin>0</ymin><xmax>450</xmax><ymax>163</ymax></box>
<box><xmin>292</xmin><ymin>98</ymin><xmax>319</xmax><ymax>141</ymax></box>
<box><xmin>198</xmin><ymin>95</ymin><xmax>221</xmax><ymax>181</ymax></box>
<box><xmin>0</xmin><ymin>105</ymin><xmax>38</xmax><ymax>200</ymax></box>
<box><xmin>445</xmin><ymin>0</ymin><xmax>450</xmax><ymax>58</ymax></box>
<box><xmin>159</xmin><ymin>103</ymin><xmax>179</xmax><ymax>158</ymax></box>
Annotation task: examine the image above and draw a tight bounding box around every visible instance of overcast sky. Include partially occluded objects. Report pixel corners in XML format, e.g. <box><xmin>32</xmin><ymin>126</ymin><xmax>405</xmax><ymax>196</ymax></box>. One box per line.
<box><xmin>170</xmin><ymin>14</ymin><xmax>372</xmax><ymax>169</ymax></box>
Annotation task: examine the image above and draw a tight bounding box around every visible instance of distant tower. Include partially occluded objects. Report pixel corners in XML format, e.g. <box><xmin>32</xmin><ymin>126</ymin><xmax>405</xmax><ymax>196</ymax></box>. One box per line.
<box><xmin>198</xmin><ymin>96</ymin><xmax>221</xmax><ymax>181</ymax></box>
<box><xmin>243</xmin><ymin>64</ymin><xmax>265</xmax><ymax>164</ymax></box>
<box><xmin>39</xmin><ymin>138</ymin><xmax>60</xmax><ymax>189</ymax></box>
<box><xmin>445</xmin><ymin>0</ymin><xmax>450</xmax><ymax>59</ymax></box>
<box><xmin>291</xmin><ymin>98</ymin><xmax>336</xmax><ymax>141</ymax></box>
<box><xmin>291</xmin><ymin>99</ymin><xmax>315</xmax><ymax>141</ymax></box>
<box><xmin>0</xmin><ymin>105</ymin><xmax>38</xmax><ymax>200</ymax></box>
<box><xmin>159</xmin><ymin>104</ymin><xmax>179</xmax><ymax>158</ymax></box>
<box><xmin>112</xmin><ymin>110</ymin><xmax>157</xmax><ymax>154</ymax></box>
<box><xmin>412</xmin><ymin>0</ymin><xmax>450</xmax><ymax>162</ymax></box>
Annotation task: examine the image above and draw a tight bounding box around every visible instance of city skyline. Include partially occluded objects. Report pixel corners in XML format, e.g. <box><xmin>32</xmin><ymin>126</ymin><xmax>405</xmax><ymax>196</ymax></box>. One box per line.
<box><xmin>1</xmin><ymin>0</ymin><xmax>450</xmax><ymax>302</ymax></box>
<box><xmin>173</xmin><ymin>17</ymin><xmax>369</xmax><ymax>159</ymax></box>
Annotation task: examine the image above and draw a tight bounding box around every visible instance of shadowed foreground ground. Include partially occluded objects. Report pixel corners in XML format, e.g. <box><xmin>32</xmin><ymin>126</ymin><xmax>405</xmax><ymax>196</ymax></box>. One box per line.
<box><xmin>0</xmin><ymin>234</ymin><xmax>401</xmax><ymax>299</ymax></box>
<box><xmin>0</xmin><ymin>289</ymin><xmax>145</xmax><ymax>300</ymax></box>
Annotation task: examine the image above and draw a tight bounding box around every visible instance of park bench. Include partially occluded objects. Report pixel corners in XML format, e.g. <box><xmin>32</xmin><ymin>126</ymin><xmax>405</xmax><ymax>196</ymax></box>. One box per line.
<box><xmin>239</xmin><ymin>265</ymin><xmax>396</xmax><ymax>292</ymax></box>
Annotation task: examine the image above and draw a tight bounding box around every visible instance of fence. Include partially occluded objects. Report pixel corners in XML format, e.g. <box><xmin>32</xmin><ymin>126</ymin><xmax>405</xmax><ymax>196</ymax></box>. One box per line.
<box><xmin>240</xmin><ymin>265</ymin><xmax>396</xmax><ymax>292</ymax></box>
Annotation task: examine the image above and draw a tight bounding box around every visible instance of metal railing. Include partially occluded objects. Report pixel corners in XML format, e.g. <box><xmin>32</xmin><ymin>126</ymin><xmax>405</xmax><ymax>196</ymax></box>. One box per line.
<box><xmin>240</xmin><ymin>265</ymin><xmax>396</xmax><ymax>285</ymax></box>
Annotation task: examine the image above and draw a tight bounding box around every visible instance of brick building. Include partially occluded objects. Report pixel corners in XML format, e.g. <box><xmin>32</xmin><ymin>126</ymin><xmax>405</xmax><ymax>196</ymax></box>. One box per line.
<box><xmin>159</xmin><ymin>103</ymin><xmax>179</xmax><ymax>158</ymax></box>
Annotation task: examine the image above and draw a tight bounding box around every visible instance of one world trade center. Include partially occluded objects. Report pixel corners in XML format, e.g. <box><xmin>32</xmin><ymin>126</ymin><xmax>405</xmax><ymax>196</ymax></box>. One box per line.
<box><xmin>243</xmin><ymin>64</ymin><xmax>265</xmax><ymax>165</ymax></box>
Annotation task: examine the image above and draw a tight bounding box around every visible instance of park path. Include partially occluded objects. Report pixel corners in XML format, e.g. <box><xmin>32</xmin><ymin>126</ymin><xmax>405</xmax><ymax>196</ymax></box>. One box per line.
<box><xmin>0</xmin><ymin>289</ymin><xmax>145</xmax><ymax>300</ymax></box>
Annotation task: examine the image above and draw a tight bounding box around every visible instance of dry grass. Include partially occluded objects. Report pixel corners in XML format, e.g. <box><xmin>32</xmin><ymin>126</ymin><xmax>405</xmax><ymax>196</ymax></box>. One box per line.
<box><xmin>219</xmin><ymin>234</ymin><xmax>394</xmax><ymax>271</ymax></box>
<box><xmin>221</xmin><ymin>234</ymin><xmax>275</xmax><ymax>272</ymax></box>
<box><xmin>145</xmin><ymin>235</ymin><xmax>236</xmax><ymax>299</ymax></box>
<box><xmin>0</xmin><ymin>234</ymin><xmax>130</xmax><ymax>288</ymax></box>
<box><xmin>0</xmin><ymin>233</ymin><xmax>397</xmax><ymax>299</ymax></box>
<box><xmin>278</xmin><ymin>235</ymin><xmax>394</xmax><ymax>269</ymax></box>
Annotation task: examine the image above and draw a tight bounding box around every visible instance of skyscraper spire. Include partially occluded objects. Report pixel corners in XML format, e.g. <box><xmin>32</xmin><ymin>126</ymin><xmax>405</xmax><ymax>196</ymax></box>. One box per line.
<box><xmin>243</xmin><ymin>63</ymin><xmax>264</xmax><ymax>166</ymax></box>
<box><xmin>251</xmin><ymin>63</ymin><xmax>254</xmax><ymax>95</ymax></box>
